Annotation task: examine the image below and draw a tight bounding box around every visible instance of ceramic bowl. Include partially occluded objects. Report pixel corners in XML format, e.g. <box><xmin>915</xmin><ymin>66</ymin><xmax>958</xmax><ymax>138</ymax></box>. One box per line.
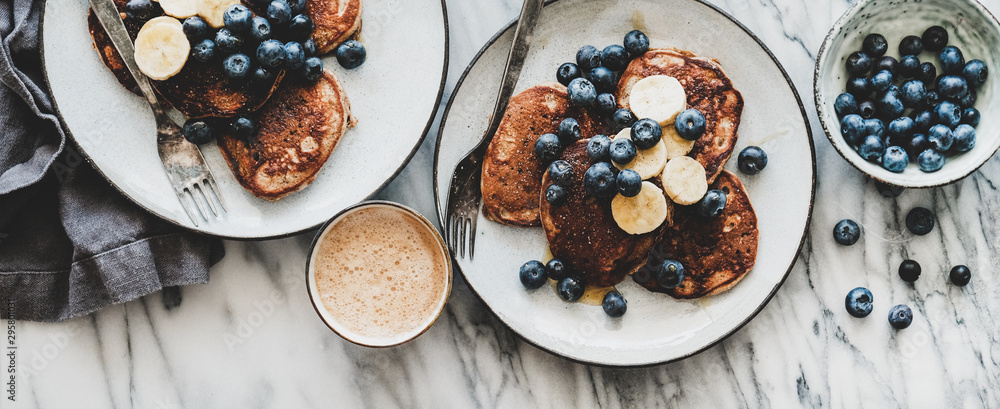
<box><xmin>815</xmin><ymin>0</ymin><xmax>1000</xmax><ymax>187</ymax></box>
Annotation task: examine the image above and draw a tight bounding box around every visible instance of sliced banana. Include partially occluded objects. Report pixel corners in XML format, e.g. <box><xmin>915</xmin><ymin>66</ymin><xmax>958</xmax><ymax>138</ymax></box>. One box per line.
<box><xmin>158</xmin><ymin>0</ymin><xmax>198</xmax><ymax>19</ymax></box>
<box><xmin>611</xmin><ymin>128</ymin><xmax>667</xmax><ymax>180</ymax></box>
<box><xmin>133</xmin><ymin>17</ymin><xmax>190</xmax><ymax>81</ymax></box>
<box><xmin>611</xmin><ymin>181</ymin><xmax>669</xmax><ymax>235</ymax></box>
<box><xmin>661</xmin><ymin>156</ymin><xmax>708</xmax><ymax>205</ymax></box>
<box><xmin>628</xmin><ymin>75</ymin><xmax>687</xmax><ymax>126</ymax></box>
<box><xmin>661</xmin><ymin>125</ymin><xmax>695</xmax><ymax>159</ymax></box>
<box><xmin>198</xmin><ymin>0</ymin><xmax>241</xmax><ymax>27</ymax></box>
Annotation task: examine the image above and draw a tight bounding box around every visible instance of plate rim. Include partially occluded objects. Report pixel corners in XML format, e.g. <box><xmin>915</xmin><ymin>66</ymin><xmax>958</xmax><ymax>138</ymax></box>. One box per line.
<box><xmin>41</xmin><ymin>0</ymin><xmax>451</xmax><ymax>240</ymax></box>
<box><xmin>432</xmin><ymin>0</ymin><xmax>817</xmax><ymax>367</ymax></box>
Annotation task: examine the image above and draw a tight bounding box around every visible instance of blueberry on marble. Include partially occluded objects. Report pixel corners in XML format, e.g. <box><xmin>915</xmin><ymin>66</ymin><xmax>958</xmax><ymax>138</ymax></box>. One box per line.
<box><xmin>864</xmin><ymin>118</ymin><xmax>885</xmax><ymax>138</ymax></box>
<box><xmin>631</xmin><ymin>118</ymin><xmax>662</xmax><ymax>149</ymax></box>
<box><xmin>845</xmin><ymin>287</ymin><xmax>874</xmax><ymax>318</ymax></box>
<box><xmin>601</xmin><ymin>44</ymin><xmax>629</xmax><ymax>71</ymax></box>
<box><xmin>933</xmin><ymin>100</ymin><xmax>962</xmax><ymax>128</ymax></box>
<box><xmin>858</xmin><ymin>100</ymin><xmax>876</xmax><ymax>119</ymax></box>
<box><xmin>917</xmin><ymin>62</ymin><xmax>937</xmax><ymax>84</ymax></box>
<box><xmin>548</xmin><ymin>160</ymin><xmax>574</xmax><ymax>187</ymax></box>
<box><xmin>905</xmin><ymin>207</ymin><xmax>935</xmax><ymax>235</ymax></box>
<box><xmin>922</xmin><ymin>26</ymin><xmax>949</xmax><ymax>52</ymax></box>
<box><xmin>616</xmin><ymin>169</ymin><xmax>642</xmax><ymax>197</ymax></box>
<box><xmin>859</xmin><ymin>135</ymin><xmax>885</xmax><ymax>162</ymax></box>
<box><xmin>862</xmin><ymin>33</ymin><xmax>888</xmax><ymax>57</ymax></box>
<box><xmin>249</xmin><ymin>16</ymin><xmax>272</xmax><ymax>42</ymax></box>
<box><xmin>898</xmin><ymin>259</ymin><xmax>921</xmax><ymax>282</ymax></box>
<box><xmin>519</xmin><ymin>260</ymin><xmax>548</xmax><ymax>289</ymax></box>
<box><xmin>587</xmin><ymin>67</ymin><xmax>616</xmax><ymax>94</ymax></box>
<box><xmin>888</xmin><ymin>305</ymin><xmax>913</xmax><ymax>329</ymax></box>
<box><xmin>611</xmin><ymin>108</ymin><xmax>637</xmax><ymax>131</ymax></box>
<box><xmin>833</xmin><ymin>219</ymin><xmax>861</xmax><ymax>245</ymax></box>
<box><xmin>190</xmin><ymin>39</ymin><xmax>216</xmax><ymax>63</ymax></box>
<box><xmin>558</xmin><ymin>117</ymin><xmax>581</xmax><ymax>146</ymax></box>
<box><xmin>917</xmin><ymin>149</ymin><xmax>944</xmax><ymax>172</ymax></box>
<box><xmin>900</xmin><ymin>80</ymin><xmax>926</xmax><ymax>108</ymax></box>
<box><xmin>595</xmin><ymin>93</ymin><xmax>617</xmax><ymax>117</ymax></box>
<box><xmin>583</xmin><ymin>162</ymin><xmax>617</xmax><ymax>199</ymax></box>
<box><xmin>609</xmin><ymin>138</ymin><xmax>637</xmax><ymax>165</ymax></box>
<box><xmin>675</xmin><ymin>109</ymin><xmax>707</xmax><ymax>141</ymax></box>
<box><xmin>222</xmin><ymin>53</ymin><xmax>251</xmax><ymax>79</ymax></box>
<box><xmin>834</xmin><ymin>93</ymin><xmax>857</xmax><ymax>118</ymax></box>
<box><xmin>556</xmin><ymin>276</ymin><xmax>585</xmax><ymax>301</ymax></box>
<box><xmin>183</xmin><ymin>119</ymin><xmax>215</xmax><ymax>144</ymax></box>
<box><xmin>898</xmin><ymin>35</ymin><xmax>923</xmax><ymax>56</ymax></box>
<box><xmin>871</xmin><ymin>70</ymin><xmax>893</xmax><ymax>93</ymax></box>
<box><xmin>335</xmin><ymin>40</ymin><xmax>366</xmax><ymax>69</ymax></box>
<box><xmin>898</xmin><ymin>55</ymin><xmax>921</xmax><ymax>78</ymax></box>
<box><xmin>927</xmin><ymin>124</ymin><xmax>954</xmax><ymax>152</ymax></box>
<box><xmin>567</xmin><ymin>77</ymin><xmax>597</xmax><ymax>107</ymax></box>
<box><xmin>602</xmin><ymin>291</ymin><xmax>627</xmax><ymax>318</ymax></box>
<box><xmin>882</xmin><ymin>146</ymin><xmax>909</xmax><ymax>173</ymax></box>
<box><xmin>846</xmin><ymin>76</ymin><xmax>873</xmax><ymax>99</ymax></box>
<box><xmin>657</xmin><ymin>259</ymin><xmax>685</xmax><ymax>289</ymax></box>
<box><xmin>697</xmin><ymin>189</ymin><xmax>727</xmax><ymax>217</ymax></box>
<box><xmin>556</xmin><ymin>62</ymin><xmax>582</xmax><ymax>86</ymax></box>
<box><xmin>962</xmin><ymin>59</ymin><xmax>988</xmax><ymax>89</ymax></box>
<box><xmin>576</xmin><ymin>45</ymin><xmax>602</xmax><ymax>71</ymax></box>
<box><xmin>535</xmin><ymin>133</ymin><xmax>562</xmax><ymax>163</ymax></box>
<box><xmin>738</xmin><ymin>146</ymin><xmax>768</xmax><ymax>175</ymax></box>
<box><xmin>545</xmin><ymin>259</ymin><xmax>568</xmax><ymax>281</ymax></box>
<box><xmin>623</xmin><ymin>30</ymin><xmax>650</xmax><ymax>58</ymax></box>
<box><xmin>587</xmin><ymin>134</ymin><xmax>612</xmax><ymax>162</ymax></box>
<box><xmin>937</xmin><ymin>75</ymin><xmax>968</xmax><ymax>99</ymax></box>
<box><xmin>950</xmin><ymin>265</ymin><xmax>972</xmax><ymax>286</ymax></box>
<box><xmin>875</xmin><ymin>180</ymin><xmax>905</xmax><ymax>198</ymax></box>
<box><xmin>951</xmin><ymin>124</ymin><xmax>976</xmax><ymax>153</ymax></box>
<box><xmin>545</xmin><ymin>185</ymin><xmax>569</xmax><ymax>207</ymax></box>
<box><xmin>911</xmin><ymin>110</ymin><xmax>932</xmax><ymax>132</ymax></box>
<box><xmin>840</xmin><ymin>114</ymin><xmax>866</xmax><ymax>145</ymax></box>
<box><xmin>846</xmin><ymin>51</ymin><xmax>872</xmax><ymax>77</ymax></box>
<box><xmin>887</xmin><ymin>117</ymin><xmax>914</xmax><ymax>139</ymax></box>
<box><xmin>939</xmin><ymin>45</ymin><xmax>965</xmax><ymax>75</ymax></box>
<box><xmin>182</xmin><ymin>16</ymin><xmax>212</xmax><ymax>40</ymax></box>
<box><xmin>873</xmin><ymin>56</ymin><xmax>898</xmax><ymax>75</ymax></box>
<box><xmin>961</xmin><ymin>107</ymin><xmax>980</xmax><ymax>127</ymax></box>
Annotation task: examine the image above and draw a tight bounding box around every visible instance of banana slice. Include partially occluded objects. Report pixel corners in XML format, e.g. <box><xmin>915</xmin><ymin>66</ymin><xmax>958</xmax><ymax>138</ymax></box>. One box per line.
<box><xmin>611</xmin><ymin>181</ymin><xmax>669</xmax><ymax>235</ymax></box>
<box><xmin>198</xmin><ymin>0</ymin><xmax>241</xmax><ymax>27</ymax></box>
<box><xmin>661</xmin><ymin>156</ymin><xmax>708</xmax><ymax>205</ymax></box>
<box><xmin>158</xmin><ymin>0</ymin><xmax>198</xmax><ymax>19</ymax></box>
<box><xmin>628</xmin><ymin>75</ymin><xmax>687</xmax><ymax>126</ymax></box>
<box><xmin>133</xmin><ymin>17</ymin><xmax>189</xmax><ymax>81</ymax></box>
<box><xmin>662</xmin><ymin>125</ymin><xmax>695</xmax><ymax>159</ymax></box>
<box><xmin>611</xmin><ymin>128</ymin><xmax>667</xmax><ymax>180</ymax></box>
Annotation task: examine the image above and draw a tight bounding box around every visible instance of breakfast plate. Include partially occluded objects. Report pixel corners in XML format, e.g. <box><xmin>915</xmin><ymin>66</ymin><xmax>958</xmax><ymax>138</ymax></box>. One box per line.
<box><xmin>434</xmin><ymin>0</ymin><xmax>815</xmax><ymax>366</ymax></box>
<box><xmin>42</xmin><ymin>0</ymin><xmax>448</xmax><ymax>239</ymax></box>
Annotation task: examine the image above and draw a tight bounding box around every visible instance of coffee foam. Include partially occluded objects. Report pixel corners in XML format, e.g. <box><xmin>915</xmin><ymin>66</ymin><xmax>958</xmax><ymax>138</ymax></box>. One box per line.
<box><xmin>311</xmin><ymin>205</ymin><xmax>448</xmax><ymax>345</ymax></box>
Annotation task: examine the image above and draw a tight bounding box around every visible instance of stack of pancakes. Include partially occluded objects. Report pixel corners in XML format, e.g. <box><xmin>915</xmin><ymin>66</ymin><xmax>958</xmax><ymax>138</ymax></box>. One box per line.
<box><xmin>88</xmin><ymin>0</ymin><xmax>361</xmax><ymax>200</ymax></box>
<box><xmin>482</xmin><ymin>48</ymin><xmax>759</xmax><ymax>298</ymax></box>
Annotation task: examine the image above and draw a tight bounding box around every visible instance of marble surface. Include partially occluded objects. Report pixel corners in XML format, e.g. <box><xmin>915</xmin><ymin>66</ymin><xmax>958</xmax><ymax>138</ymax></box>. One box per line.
<box><xmin>10</xmin><ymin>0</ymin><xmax>1000</xmax><ymax>407</ymax></box>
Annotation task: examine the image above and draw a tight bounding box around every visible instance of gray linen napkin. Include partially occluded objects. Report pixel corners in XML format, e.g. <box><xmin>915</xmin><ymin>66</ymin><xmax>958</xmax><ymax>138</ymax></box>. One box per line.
<box><xmin>0</xmin><ymin>0</ymin><xmax>224</xmax><ymax>322</ymax></box>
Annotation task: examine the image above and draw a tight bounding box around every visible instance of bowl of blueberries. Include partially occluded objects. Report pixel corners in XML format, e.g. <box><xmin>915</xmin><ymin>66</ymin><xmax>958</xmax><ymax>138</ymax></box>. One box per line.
<box><xmin>814</xmin><ymin>0</ymin><xmax>1000</xmax><ymax>188</ymax></box>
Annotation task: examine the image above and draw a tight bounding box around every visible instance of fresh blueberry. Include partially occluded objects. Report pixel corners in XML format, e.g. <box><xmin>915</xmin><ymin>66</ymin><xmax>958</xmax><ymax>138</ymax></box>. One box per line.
<box><xmin>917</xmin><ymin>62</ymin><xmax>937</xmax><ymax>84</ymax></box>
<box><xmin>674</xmin><ymin>109</ymin><xmax>706</xmax><ymax>141</ymax></box>
<box><xmin>183</xmin><ymin>119</ymin><xmax>215</xmax><ymax>144</ymax></box>
<box><xmin>933</xmin><ymin>100</ymin><xmax>962</xmax><ymax>128</ymax></box>
<box><xmin>519</xmin><ymin>260</ymin><xmax>548</xmax><ymax>289</ymax></box>
<box><xmin>616</xmin><ymin>169</ymin><xmax>642</xmax><ymax>197</ymax></box>
<box><xmin>558</xmin><ymin>117</ymin><xmax>581</xmax><ymax>146</ymax></box>
<box><xmin>583</xmin><ymin>162</ymin><xmax>617</xmax><ymax>199</ymax></box>
<box><xmin>545</xmin><ymin>259</ymin><xmax>568</xmax><ymax>281</ymax></box>
<box><xmin>956</xmin><ymin>88</ymin><xmax>977</xmax><ymax>109</ymax></box>
<box><xmin>545</xmin><ymin>184</ymin><xmax>569</xmax><ymax>206</ymax></box>
<box><xmin>738</xmin><ymin>146</ymin><xmax>767</xmax><ymax>175</ymax></box>
<box><xmin>266</xmin><ymin>0</ymin><xmax>293</xmax><ymax>26</ymax></box>
<box><xmin>845</xmin><ymin>287</ymin><xmax>873</xmax><ymax>318</ymax></box>
<box><xmin>335</xmin><ymin>40</ymin><xmax>366</xmax><ymax>69</ymax></box>
<box><xmin>697</xmin><ymin>189</ymin><xmax>727</xmax><ymax>217</ymax></box>
<box><xmin>859</xmin><ymin>135</ymin><xmax>886</xmax><ymax>162</ymax></box>
<box><xmin>871</xmin><ymin>69</ymin><xmax>893</xmax><ymax>92</ymax></box>
<box><xmin>911</xmin><ymin>110</ymin><xmax>932</xmax><ymax>132</ymax></box>
<box><xmin>887</xmin><ymin>117</ymin><xmax>914</xmax><ymax>139</ymax></box>
<box><xmin>214</xmin><ymin>28</ymin><xmax>244</xmax><ymax>54</ymax></box>
<box><xmin>923</xmin><ymin>90</ymin><xmax>941</xmax><ymax>109</ymax></box>
<box><xmin>937</xmin><ymin>75</ymin><xmax>968</xmax><ymax>99</ymax></box>
<box><xmin>950</xmin><ymin>265</ymin><xmax>971</xmax><ymax>286</ymax></box>
<box><xmin>548</xmin><ymin>160</ymin><xmax>574</xmax><ymax>187</ymax></box>
<box><xmin>865</xmin><ymin>118</ymin><xmax>885</xmax><ymax>138</ymax></box>
<box><xmin>302</xmin><ymin>38</ymin><xmax>317</xmax><ymax>56</ymax></box>
<box><xmin>556</xmin><ymin>62</ymin><xmax>582</xmax><ymax>86</ymax></box>
<box><xmin>961</xmin><ymin>107</ymin><xmax>980</xmax><ymax>126</ymax></box>
<box><xmin>256</xmin><ymin>39</ymin><xmax>286</xmax><ymax>69</ymax></box>
<box><xmin>535</xmin><ymin>133</ymin><xmax>562</xmax><ymax>162</ymax></box>
<box><xmin>858</xmin><ymin>100</ymin><xmax>876</xmax><ymax>119</ymax></box>
<box><xmin>898</xmin><ymin>55</ymin><xmax>920</xmax><ymax>78</ymax></box>
<box><xmin>222</xmin><ymin>53</ymin><xmax>251</xmax><ymax>79</ymax></box>
<box><xmin>898</xmin><ymin>35</ymin><xmax>923</xmax><ymax>56</ymax></box>
<box><xmin>301</xmin><ymin>56</ymin><xmax>323</xmax><ymax>81</ymax></box>
<box><xmin>905</xmin><ymin>207</ymin><xmax>935</xmax><ymax>235</ymax></box>
<box><xmin>248</xmin><ymin>0</ymin><xmax>271</xmax><ymax>8</ymax></box>
<box><xmin>595</xmin><ymin>93</ymin><xmax>617</xmax><ymax>116</ymax></box>
<box><xmin>576</xmin><ymin>45</ymin><xmax>602</xmax><ymax>71</ymax></box>
<box><xmin>877</xmin><ymin>87</ymin><xmax>905</xmax><ymax>119</ymax></box>
<box><xmin>124</xmin><ymin>0</ymin><xmax>158</xmax><ymax>20</ymax></box>
<box><xmin>285</xmin><ymin>0</ymin><xmax>306</xmax><ymax>13</ymax></box>
<box><xmin>587</xmin><ymin>67</ymin><xmax>616</xmax><ymax>93</ymax></box>
<box><xmin>951</xmin><ymin>124</ymin><xmax>976</xmax><ymax>153</ymax></box>
<box><xmin>223</xmin><ymin>4</ymin><xmax>253</xmax><ymax>33</ymax></box>
<box><xmin>587</xmin><ymin>134</ymin><xmax>611</xmax><ymax>162</ymax></box>
<box><xmin>873</xmin><ymin>56</ymin><xmax>898</xmax><ymax>75</ymax></box>
<box><xmin>875</xmin><ymin>180</ymin><xmax>905</xmax><ymax>198</ymax></box>
<box><xmin>882</xmin><ymin>146</ymin><xmax>909</xmax><ymax>173</ymax></box>
<box><xmin>284</xmin><ymin>41</ymin><xmax>305</xmax><ymax>70</ymax></box>
<box><xmin>846</xmin><ymin>76</ymin><xmax>872</xmax><ymax>99</ymax></box>
<box><xmin>609</xmin><ymin>138</ymin><xmax>637</xmax><ymax>165</ymax></box>
<box><xmin>287</xmin><ymin>14</ymin><xmax>314</xmax><ymax>41</ymax></box>
<box><xmin>249</xmin><ymin>16</ymin><xmax>272</xmax><ymax>42</ymax></box>
<box><xmin>833</xmin><ymin>219</ymin><xmax>861</xmax><ymax>245</ymax></box>
<box><xmin>567</xmin><ymin>77</ymin><xmax>597</xmax><ymax>107</ymax></box>
<box><xmin>888</xmin><ymin>305</ymin><xmax>913</xmax><ymax>329</ymax></box>
<box><xmin>862</xmin><ymin>33</ymin><xmax>888</xmax><ymax>57</ymax></box>
<box><xmin>251</xmin><ymin>67</ymin><xmax>275</xmax><ymax>84</ymax></box>
<box><xmin>182</xmin><ymin>16</ymin><xmax>212</xmax><ymax>40</ymax></box>
<box><xmin>962</xmin><ymin>59</ymin><xmax>988</xmax><ymax>89</ymax></box>
<box><xmin>846</xmin><ymin>51</ymin><xmax>872</xmax><ymax>77</ymax></box>
<box><xmin>631</xmin><ymin>118</ymin><xmax>662</xmax><ymax>149</ymax></box>
<box><xmin>917</xmin><ymin>149</ymin><xmax>944</xmax><ymax>172</ymax></box>
<box><xmin>939</xmin><ymin>45</ymin><xmax>965</xmax><ymax>75</ymax></box>
<box><xmin>231</xmin><ymin>115</ymin><xmax>255</xmax><ymax>140</ymax></box>
<box><xmin>834</xmin><ymin>93</ymin><xmax>858</xmax><ymax>117</ymax></box>
<box><xmin>190</xmin><ymin>39</ymin><xmax>216</xmax><ymax>63</ymax></box>
<box><xmin>601</xmin><ymin>44</ymin><xmax>629</xmax><ymax>71</ymax></box>
<box><xmin>840</xmin><ymin>113</ymin><xmax>866</xmax><ymax>145</ymax></box>
<box><xmin>556</xmin><ymin>277</ymin><xmax>585</xmax><ymax>301</ymax></box>
<box><xmin>611</xmin><ymin>108</ymin><xmax>637</xmax><ymax>131</ymax></box>
<box><xmin>623</xmin><ymin>30</ymin><xmax>650</xmax><ymax>58</ymax></box>
<box><xmin>602</xmin><ymin>291</ymin><xmax>627</xmax><ymax>318</ymax></box>
<box><xmin>657</xmin><ymin>259</ymin><xmax>685</xmax><ymax>288</ymax></box>
<box><xmin>922</xmin><ymin>26</ymin><xmax>949</xmax><ymax>52</ymax></box>
<box><xmin>902</xmin><ymin>133</ymin><xmax>931</xmax><ymax>158</ymax></box>
<box><xmin>898</xmin><ymin>260</ymin><xmax>921</xmax><ymax>282</ymax></box>
<box><xmin>927</xmin><ymin>124</ymin><xmax>953</xmax><ymax>151</ymax></box>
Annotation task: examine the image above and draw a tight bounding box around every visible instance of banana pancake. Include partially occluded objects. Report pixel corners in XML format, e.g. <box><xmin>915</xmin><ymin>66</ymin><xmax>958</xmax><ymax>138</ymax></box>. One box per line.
<box><xmin>481</xmin><ymin>83</ymin><xmax>610</xmax><ymax>227</ymax></box>
<box><xmin>539</xmin><ymin>140</ymin><xmax>671</xmax><ymax>288</ymax></box>
<box><xmin>616</xmin><ymin>48</ymin><xmax>744</xmax><ymax>184</ymax></box>
<box><xmin>244</xmin><ymin>0</ymin><xmax>362</xmax><ymax>55</ymax></box>
<box><xmin>633</xmin><ymin>170</ymin><xmax>758</xmax><ymax>298</ymax></box>
<box><xmin>217</xmin><ymin>69</ymin><xmax>354</xmax><ymax>200</ymax></box>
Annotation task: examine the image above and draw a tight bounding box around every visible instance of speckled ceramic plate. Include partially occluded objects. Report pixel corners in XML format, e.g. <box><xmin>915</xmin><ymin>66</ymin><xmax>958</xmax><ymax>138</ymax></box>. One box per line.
<box><xmin>42</xmin><ymin>0</ymin><xmax>447</xmax><ymax>239</ymax></box>
<box><xmin>434</xmin><ymin>0</ymin><xmax>815</xmax><ymax>366</ymax></box>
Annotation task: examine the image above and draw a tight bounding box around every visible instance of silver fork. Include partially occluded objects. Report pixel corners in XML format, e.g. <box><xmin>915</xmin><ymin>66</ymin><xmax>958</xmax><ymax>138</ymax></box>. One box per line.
<box><xmin>89</xmin><ymin>0</ymin><xmax>227</xmax><ymax>226</ymax></box>
<box><xmin>444</xmin><ymin>0</ymin><xmax>545</xmax><ymax>259</ymax></box>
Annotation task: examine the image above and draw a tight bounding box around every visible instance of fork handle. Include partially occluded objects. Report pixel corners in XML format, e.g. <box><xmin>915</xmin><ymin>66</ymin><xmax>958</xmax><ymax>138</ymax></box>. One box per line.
<box><xmin>88</xmin><ymin>0</ymin><xmax>166</xmax><ymax>117</ymax></box>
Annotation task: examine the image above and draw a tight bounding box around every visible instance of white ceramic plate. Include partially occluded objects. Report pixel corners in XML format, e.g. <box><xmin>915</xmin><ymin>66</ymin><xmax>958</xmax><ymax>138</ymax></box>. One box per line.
<box><xmin>43</xmin><ymin>0</ymin><xmax>447</xmax><ymax>239</ymax></box>
<box><xmin>434</xmin><ymin>0</ymin><xmax>815</xmax><ymax>366</ymax></box>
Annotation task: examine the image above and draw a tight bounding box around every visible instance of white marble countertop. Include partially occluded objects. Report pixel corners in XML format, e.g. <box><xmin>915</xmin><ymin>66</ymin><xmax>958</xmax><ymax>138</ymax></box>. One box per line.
<box><xmin>12</xmin><ymin>0</ymin><xmax>1000</xmax><ymax>407</ymax></box>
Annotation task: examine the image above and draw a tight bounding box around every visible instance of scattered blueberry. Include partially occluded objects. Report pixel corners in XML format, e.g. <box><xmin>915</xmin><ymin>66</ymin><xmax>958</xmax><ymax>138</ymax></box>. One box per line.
<box><xmin>231</xmin><ymin>115</ymin><xmax>256</xmax><ymax>140</ymax></box>
<box><xmin>862</xmin><ymin>33</ymin><xmax>888</xmax><ymax>57</ymax></box>
<box><xmin>917</xmin><ymin>149</ymin><xmax>945</xmax><ymax>172</ymax></box>
<box><xmin>697</xmin><ymin>189</ymin><xmax>727</xmax><ymax>217</ymax></box>
<box><xmin>882</xmin><ymin>146</ymin><xmax>909</xmax><ymax>173</ymax></box>
<box><xmin>657</xmin><ymin>259</ymin><xmax>685</xmax><ymax>288</ymax></box>
<box><xmin>556</xmin><ymin>62</ymin><xmax>581</xmax><ymax>86</ymax></box>
<box><xmin>833</xmin><ymin>219</ymin><xmax>861</xmax><ymax>245</ymax></box>
<box><xmin>595</xmin><ymin>93</ymin><xmax>617</xmax><ymax>116</ymax></box>
<box><xmin>548</xmin><ymin>160</ymin><xmax>574</xmax><ymax>187</ymax></box>
<box><xmin>535</xmin><ymin>133</ymin><xmax>562</xmax><ymax>163</ymax></box>
<box><xmin>576</xmin><ymin>45</ymin><xmax>602</xmax><ymax>71</ymax></box>
<box><xmin>962</xmin><ymin>59</ymin><xmax>988</xmax><ymax>89</ymax></box>
<box><xmin>284</xmin><ymin>41</ymin><xmax>305</xmax><ymax>70</ymax></box>
<box><xmin>557</xmin><ymin>277</ymin><xmax>585</xmax><ymax>301</ymax></box>
<box><xmin>519</xmin><ymin>260</ymin><xmax>548</xmax><ymax>289</ymax></box>
<box><xmin>846</xmin><ymin>76</ymin><xmax>873</xmax><ymax>99</ymax></box>
<box><xmin>888</xmin><ymin>305</ymin><xmax>913</xmax><ymax>329</ymax></box>
<box><xmin>939</xmin><ymin>45</ymin><xmax>965</xmax><ymax>75</ymax></box>
<box><xmin>546</xmin><ymin>259</ymin><xmax>568</xmax><ymax>281</ymax></box>
<box><xmin>223</xmin><ymin>4</ymin><xmax>253</xmax><ymax>33</ymax></box>
<box><xmin>214</xmin><ymin>28</ymin><xmax>244</xmax><ymax>54</ymax></box>
<box><xmin>602</xmin><ymin>291</ymin><xmax>627</xmax><ymax>318</ymax></box>
<box><xmin>256</xmin><ymin>39</ymin><xmax>286</xmax><ymax>69</ymax></box>
<box><xmin>905</xmin><ymin>206</ymin><xmax>935</xmax><ymax>235</ymax></box>
<box><xmin>922</xmin><ymin>26</ymin><xmax>948</xmax><ymax>52</ymax></box>
<box><xmin>587</xmin><ymin>134</ymin><xmax>611</xmax><ymax>162</ymax></box>
<box><xmin>567</xmin><ymin>77</ymin><xmax>597</xmax><ymax>107</ymax></box>
<box><xmin>846</xmin><ymin>51</ymin><xmax>872</xmax><ymax>76</ymax></box>
<box><xmin>951</xmin><ymin>124</ymin><xmax>976</xmax><ymax>153</ymax></box>
<box><xmin>631</xmin><ymin>118</ymin><xmax>662</xmax><ymax>149</ymax></box>
<box><xmin>124</xmin><ymin>0</ymin><xmax>157</xmax><ymax>20</ymax></box>
<box><xmin>545</xmin><ymin>184</ymin><xmax>569</xmax><ymax>206</ymax></box>
<box><xmin>859</xmin><ymin>134</ymin><xmax>885</xmax><ymax>162</ymax></box>
<box><xmin>249</xmin><ymin>16</ymin><xmax>272</xmax><ymax>42</ymax></box>
<box><xmin>917</xmin><ymin>62</ymin><xmax>937</xmax><ymax>84</ymax></box>
<box><xmin>623</xmin><ymin>30</ymin><xmax>650</xmax><ymax>58</ymax></box>
<box><xmin>845</xmin><ymin>287</ymin><xmax>873</xmax><ymax>318</ymax></box>
<box><xmin>900</xmin><ymin>80</ymin><xmax>926</xmax><ymax>108</ymax></box>
<box><xmin>871</xmin><ymin>69</ymin><xmax>893</xmax><ymax>92</ymax></box>
<box><xmin>583</xmin><ymin>162</ymin><xmax>617</xmax><ymax>199</ymax></box>
<box><xmin>267</xmin><ymin>0</ymin><xmax>293</xmax><ymax>26</ymax></box>
<box><xmin>936</xmin><ymin>75</ymin><xmax>968</xmax><ymax>99</ymax></box>
<box><xmin>674</xmin><ymin>109</ymin><xmax>707</xmax><ymax>141</ymax></box>
<box><xmin>874</xmin><ymin>56</ymin><xmax>898</xmax><ymax>75</ymax></box>
<box><xmin>287</xmin><ymin>14</ymin><xmax>314</xmax><ymax>41</ymax></box>
<box><xmin>183</xmin><ymin>119</ymin><xmax>215</xmax><ymax>144</ymax></box>
<box><xmin>190</xmin><ymin>39</ymin><xmax>216</xmax><ymax>63</ymax></box>
<box><xmin>928</xmin><ymin>124</ymin><xmax>954</xmax><ymax>151</ymax></box>
<box><xmin>301</xmin><ymin>56</ymin><xmax>324</xmax><ymax>81</ymax></box>
<box><xmin>616</xmin><ymin>169</ymin><xmax>642</xmax><ymax>197</ymax></box>
<box><xmin>898</xmin><ymin>259</ymin><xmax>921</xmax><ymax>282</ymax></box>
<box><xmin>933</xmin><ymin>100</ymin><xmax>962</xmax><ymax>128</ymax></box>
<box><xmin>182</xmin><ymin>16</ymin><xmax>212</xmax><ymax>40</ymax></box>
<box><xmin>738</xmin><ymin>146</ymin><xmax>768</xmax><ymax>175</ymax></box>
<box><xmin>611</xmin><ymin>108</ymin><xmax>637</xmax><ymax>131</ymax></box>
<box><xmin>858</xmin><ymin>100</ymin><xmax>876</xmax><ymax>119</ymax></box>
<box><xmin>558</xmin><ymin>117</ymin><xmax>581</xmax><ymax>146</ymax></box>
<box><xmin>601</xmin><ymin>44</ymin><xmax>629</xmax><ymax>71</ymax></box>
<box><xmin>835</xmin><ymin>93</ymin><xmax>858</xmax><ymax>117</ymax></box>
<box><xmin>950</xmin><ymin>265</ymin><xmax>971</xmax><ymax>286</ymax></box>
<box><xmin>609</xmin><ymin>138</ymin><xmax>637</xmax><ymax>165</ymax></box>
<box><xmin>898</xmin><ymin>35</ymin><xmax>923</xmax><ymax>56</ymax></box>
<box><xmin>222</xmin><ymin>53</ymin><xmax>251</xmax><ymax>79</ymax></box>
<box><xmin>335</xmin><ymin>40</ymin><xmax>366</xmax><ymax>69</ymax></box>
<box><xmin>961</xmin><ymin>107</ymin><xmax>980</xmax><ymax>127</ymax></box>
<box><xmin>898</xmin><ymin>55</ymin><xmax>921</xmax><ymax>78</ymax></box>
<box><xmin>587</xmin><ymin>67</ymin><xmax>616</xmax><ymax>93</ymax></box>
<box><xmin>840</xmin><ymin>113</ymin><xmax>866</xmax><ymax>145</ymax></box>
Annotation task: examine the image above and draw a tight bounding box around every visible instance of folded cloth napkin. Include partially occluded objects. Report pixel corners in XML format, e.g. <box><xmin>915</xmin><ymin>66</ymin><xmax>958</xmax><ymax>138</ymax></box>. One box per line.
<box><xmin>0</xmin><ymin>0</ymin><xmax>224</xmax><ymax>322</ymax></box>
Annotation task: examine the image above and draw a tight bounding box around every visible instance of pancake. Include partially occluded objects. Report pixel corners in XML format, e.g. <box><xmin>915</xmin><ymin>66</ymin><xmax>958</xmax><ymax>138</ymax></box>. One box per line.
<box><xmin>244</xmin><ymin>0</ymin><xmax>362</xmax><ymax>55</ymax></box>
<box><xmin>217</xmin><ymin>70</ymin><xmax>354</xmax><ymax>200</ymax></box>
<box><xmin>633</xmin><ymin>170</ymin><xmax>758</xmax><ymax>298</ymax></box>
<box><xmin>87</xmin><ymin>0</ymin><xmax>155</xmax><ymax>94</ymax></box>
<box><xmin>616</xmin><ymin>48</ymin><xmax>744</xmax><ymax>184</ymax></box>
<box><xmin>481</xmin><ymin>83</ymin><xmax>610</xmax><ymax>227</ymax></box>
<box><xmin>539</xmin><ymin>140</ymin><xmax>670</xmax><ymax>288</ymax></box>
